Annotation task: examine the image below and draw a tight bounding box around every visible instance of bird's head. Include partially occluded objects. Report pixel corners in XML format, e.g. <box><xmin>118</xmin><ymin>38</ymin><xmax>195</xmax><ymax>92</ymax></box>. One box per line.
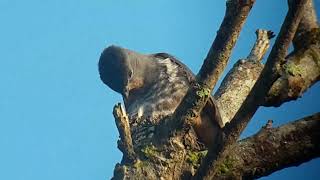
<box><xmin>99</xmin><ymin>45</ymin><xmax>132</xmax><ymax>99</ymax></box>
<box><xmin>98</xmin><ymin>45</ymin><xmax>158</xmax><ymax>103</ymax></box>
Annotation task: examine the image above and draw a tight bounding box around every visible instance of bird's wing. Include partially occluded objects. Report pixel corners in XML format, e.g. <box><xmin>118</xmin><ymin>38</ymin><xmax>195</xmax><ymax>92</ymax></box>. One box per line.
<box><xmin>153</xmin><ymin>52</ymin><xmax>223</xmax><ymax>128</ymax></box>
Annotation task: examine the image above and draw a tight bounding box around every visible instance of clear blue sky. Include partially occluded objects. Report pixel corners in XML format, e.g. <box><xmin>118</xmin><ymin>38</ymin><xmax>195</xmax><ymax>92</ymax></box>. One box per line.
<box><xmin>0</xmin><ymin>0</ymin><xmax>319</xmax><ymax>179</ymax></box>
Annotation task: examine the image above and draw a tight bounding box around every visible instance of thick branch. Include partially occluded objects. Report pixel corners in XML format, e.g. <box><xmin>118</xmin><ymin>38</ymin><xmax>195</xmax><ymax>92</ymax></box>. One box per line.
<box><xmin>172</xmin><ymin>0</ymin><xmax>255</xmax><ymax>136</ymax></box>
<box><xmin>113</xmin><ymin>103</ymin><xmax>136</xmax><ymax>163</ymax></box>
<box><xmin>214</xmin><ymin>30</ymin><xmax>274</xmax><ymax>126</ymax></box>
<box><xmin>265</xmin><ymin>1</ymin><xmax>319</xmax><ymax>106</ymax></box>
<box><xmin>197</xmin><ymin>0</ymin><xmax>255</xmax><ymax>86</ymax></box>
<box><xmin>223</xmin><ymin>0</ymin><xmax>309</xmax><ymax>148</ymax></box>
<box><xmin>195</xmin><ymin>1</ymin><xmax>309</xmax><ymax>179</ymax></box>
<box><xmin>265</xmin><ymin>36</ymin><xmax>320</xmax><ymax>106</ymax></box>
<box><xmin>214</xmin><ymin>1</ymin><xmax>319</xmax><ymax>121</ymax></box>
<box><xmin>212</xmin><ymin>112</ymin><xmax>320</xmax><ymax>179</ymax></box>
<box><xmin>215</xmin><ymin>28</ymin><xmax>320</xmax><ymax>122</ymax></box>
<box><xmin>292</xmin><ymin>0</ymin><xmax>318</xmax><ymax>49</ymax></box>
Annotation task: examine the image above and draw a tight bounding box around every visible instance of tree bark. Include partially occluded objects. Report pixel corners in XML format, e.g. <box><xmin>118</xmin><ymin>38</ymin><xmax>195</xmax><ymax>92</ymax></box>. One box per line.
<box><xmin>194</xmin><ymin>1</ymin><xmax>310</xmax><ymax>179</ymax></box>
<box><xmin>171</xmin><ymin>0</ymin><xmax>255</xmax><ymax>132</ymax></box>
<box><xmin>214</xmin><ymin>1</ymin><xmax>319</xmax><ymax>124</ymax></box>
<box><xmin>214</xmin><ymin>30</ymin><xmax>273</xmax><ymax>126</ymax></box>
<box><xmin>110</xmin><ymin>1</ymin><xmax>320</xmax><ymax>179</ymax></box>
<box><xmin>211</xmin><ymin>113</ymin><xmax>320</xmax><ymax>179</ymax></box>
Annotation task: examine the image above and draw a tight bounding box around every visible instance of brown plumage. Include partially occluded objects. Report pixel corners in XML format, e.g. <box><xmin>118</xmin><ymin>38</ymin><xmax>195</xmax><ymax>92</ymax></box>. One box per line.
<box><xmin>99</xmin><ymin>46</ymin><xmax>222</xmax><ymax>148</ymax></box>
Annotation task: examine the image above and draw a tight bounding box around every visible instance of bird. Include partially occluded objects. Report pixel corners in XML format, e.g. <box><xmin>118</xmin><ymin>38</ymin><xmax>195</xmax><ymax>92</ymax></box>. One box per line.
<box><xmin>98</xmin><ymin>45</ymin><xmax>222</xmax><ymax>148</ymax></box>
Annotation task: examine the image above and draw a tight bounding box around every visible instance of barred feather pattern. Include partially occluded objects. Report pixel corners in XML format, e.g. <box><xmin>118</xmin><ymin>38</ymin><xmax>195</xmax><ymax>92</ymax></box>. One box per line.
<box><xmin>127</xmin><ymin>57</ymin><xmax>190</xmax><ymax>123</ymax></box>
<box><xmin>126</xmin><ymin>57</ymin><xmax>193</xmax><ymax>146</ymax></box>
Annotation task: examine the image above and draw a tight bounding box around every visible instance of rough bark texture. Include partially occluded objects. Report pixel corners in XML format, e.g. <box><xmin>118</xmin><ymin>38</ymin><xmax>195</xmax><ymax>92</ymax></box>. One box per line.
<box><xmin>113</xmin><ymin>104</ymin><xmax>136</xmax><ymax>163</ymax></box>
<box><xmin>214</xmin><ymin>29</ymin><xmax>320</xmax><ymax>126</ymax></box>
<box><xmin>214</xmin><ymin>60</ymin><xmax>264</xmax><ymax>126</ymax></box>
<box><xmin>109</xmin><ymin>0</ymin><xmax>320</xmax><ymax>179</ymax></box>
<box><xmin>211</xmin><ymin>113</ymin><xmax>320</xmax><ymax>179</ymax></box>
<box><xmin>172</xmin><ymin>0</ymin><xmax>255</xmax><ymax>132</ymax></box>
<box><xmin>214</xmin><ymin>2</ymin><xmax>319</xmax><ymax>124</ymax></box>
<box><xmin>195</xmin><ymin>1</ymin><xmax>310</xmax><ymax>179</ymax></box>
<box><xmin>292</xmin><ymin>0</ymin><xmax>318</xmax><ymax>48</ymax></box>
<box><xmin>270</xmin><ymin>0</ymin><xmax>320</xmax><ymax>107</ymax></box>
<box><xmin>214</xmin><ymin>28</ymin><xmax>320</xmax><ymax>125</ymax></box>
<box><xmin>112</xmin><ymin>113</ymin><xmax>203</xmax><ymax>180</ymax></box>
<box><xmin>214</xmin><ymin>30</ymin><xmax>273</xmax><ymax>126</ymax></box>
<box><xmin>265</xmin><ymin>28</ymin><xmax>320</xmax><ymax>106</ymax></box>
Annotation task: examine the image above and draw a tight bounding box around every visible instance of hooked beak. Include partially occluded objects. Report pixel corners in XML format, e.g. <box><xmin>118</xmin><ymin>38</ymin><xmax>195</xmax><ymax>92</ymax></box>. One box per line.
<box><xmin>123</xmin><ymin>86</ymin><xmax>130</xmax><ymax>104</ymax></box>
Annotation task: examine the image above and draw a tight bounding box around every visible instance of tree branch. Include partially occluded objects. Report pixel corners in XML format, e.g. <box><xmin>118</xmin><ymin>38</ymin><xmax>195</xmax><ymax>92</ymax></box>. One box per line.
<box><xmin>212</xmin><ymin>112</ymin><xmax>320</xmax><ymax>179</ymax></box>
<box><xmin>172</xmin><ymin>0</ymin><xmax>255</xmax><ymax>138</ymax></box>
<box><xmin>265</xmin><ymin>0</ymin><xmax>319</xmax><ymax>106</ymax></box>
<box><xmin>265</xmin><ymin>35</ymin><xmax>320</xmax><ymax>106</ymax></box>
<box><xmin>194</xmin><ymin>0</ymin><xmax>309</xmax><ymax>179</ymax></box>
<box><xmin>113</xmin><ymin>103</ymin><xmax>136</xmax><ymax>163</ymax></box>
<box><xmin>215</xmin><ymin>28</ymin><xmax>320</xmax><ymax>123</ymax></box>
<box><xmin>214</xmin><ymin>0</ymin><xmax>319</xmax><ymax>120</ymax></box>
<box><xmin>292</xmin><ymin>0</ymin><xmax>318</xmax><ymax>49</ymax></box>
<box><xmin>214</xmin><ymin>29</ymin><xmax>274</xmax><ymax>126</ymax></box>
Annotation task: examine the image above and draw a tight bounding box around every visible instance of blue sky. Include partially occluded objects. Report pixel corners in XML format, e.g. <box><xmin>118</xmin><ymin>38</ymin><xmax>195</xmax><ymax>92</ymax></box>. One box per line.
<box><xmin>0</xmin><ymin>0</ymin><xmax>319</xmax><ymax>179</ymax></box>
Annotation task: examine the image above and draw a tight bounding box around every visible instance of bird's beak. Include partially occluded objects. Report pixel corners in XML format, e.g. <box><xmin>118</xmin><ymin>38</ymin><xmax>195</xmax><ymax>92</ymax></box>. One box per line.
<box><xmin>123</xmin><ymin>86</ymin><xmax>130</xmax><ymax>103</ymax></box>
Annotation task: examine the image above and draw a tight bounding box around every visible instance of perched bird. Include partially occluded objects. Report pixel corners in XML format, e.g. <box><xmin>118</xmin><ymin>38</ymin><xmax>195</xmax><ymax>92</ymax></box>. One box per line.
<box><xmin>98</xmin><ymin>45</ymin><xmax>222</xmax><ymax>148</ymax></box>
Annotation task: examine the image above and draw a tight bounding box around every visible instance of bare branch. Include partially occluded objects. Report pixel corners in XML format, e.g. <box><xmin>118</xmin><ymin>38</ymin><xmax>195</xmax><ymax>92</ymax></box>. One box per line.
<box><xmin>113</xmin><ymin>103</ymin><xmax>136</xmax><ymax>163</ymax></box>
<box><xmin>109</xmin><ymin>1</ymin><xmax>319</xmax><ymax>179</ymax></box>
<box><xmin>194</xmin><ymin>0</ymin><xmax>310</xmax><ymax>179</ymax></box>
<box><xmin>265</xmin><ymin>35</ymin><xmax>320</xmax><ymax>106</ymax></box>
<box><xmin>223</xmin><ymin>0</ymin><xmax>309</xmax><ymax>147</ymax></box>
<box><xmin>214</xmin><ymin>1</ymin><xmax>319</xmax><ymax>119</ymax></box>
<box><xmin>263</xmin><ymin>0</ymin><xmax>320</xmax><ymax>106</ymax></box>
<box><xmin>212</xmin><ymin>112</ymin><xmax>320</xmax><ymax>179</ymax></box>
<box><xmin>247</xmin><ymin>30</ymin><xmax>275</xmax><ymax>62</ymax></box>
<box><xmin>197</xmin><ymin>0</ymin><xmax>255</xmax><ymax>86</ymax></box>
<box><xmin>214</xmin><ymin>29</ymin><xmax>274</xmax><ymax>126</ymax></box>
<box><xmin>292</xmin><ymin>0</ymin><xmax>318</xmax><ymax>49</ymax></box>
<box><xmin>172</xmin><ymin>0</ymin><xmax>255</xmax><ymax>137</ymax></box>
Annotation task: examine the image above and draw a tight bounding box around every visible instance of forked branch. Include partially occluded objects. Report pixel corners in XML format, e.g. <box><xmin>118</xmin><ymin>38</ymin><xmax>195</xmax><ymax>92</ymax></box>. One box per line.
<box><xmin>172</xmin><ymin>0</ymin><xmax>256</xmax><ymax>136</ymax></box>
<box><xmin>194</xmin><ymin>0</ymin><xmax>310</xmax><ymax>179</ymax></box>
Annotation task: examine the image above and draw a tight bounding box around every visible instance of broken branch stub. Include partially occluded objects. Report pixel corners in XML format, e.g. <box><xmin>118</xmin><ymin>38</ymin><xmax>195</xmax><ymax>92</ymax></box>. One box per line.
<box><xmin>113</xmin><ymin>103</ymin><xmax>136</xmax><ymax>163</ymax></box>
<box><xmin>214</xmin><ymin>29</ymin><xmax>274</xmax><ymax>126</ymax></box>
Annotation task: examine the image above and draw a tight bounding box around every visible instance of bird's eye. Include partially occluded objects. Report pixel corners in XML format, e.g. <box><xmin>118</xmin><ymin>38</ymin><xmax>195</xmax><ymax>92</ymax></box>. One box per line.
<box><xmin>128</xmin><ymin>70</ymin><xmax>133</xmax><ymax>79</ymax></box>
